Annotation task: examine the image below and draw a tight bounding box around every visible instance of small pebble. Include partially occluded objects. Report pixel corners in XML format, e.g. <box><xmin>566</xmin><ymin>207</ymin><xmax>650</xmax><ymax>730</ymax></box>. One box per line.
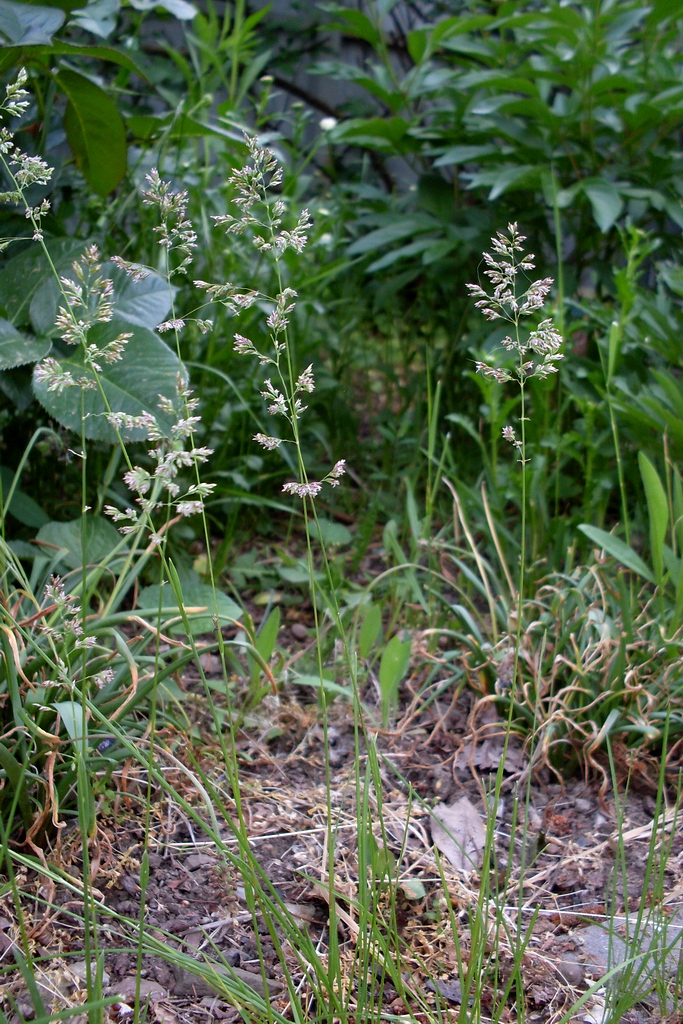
<box><xmin>291</xmin><ymin>623</ymin><xmax>308</xmax><ymax>640</ymax></box>
<box><xmin>574</xmin><ymin>798</ymin><xmax>592</xmax><ymax>813</ymax></box>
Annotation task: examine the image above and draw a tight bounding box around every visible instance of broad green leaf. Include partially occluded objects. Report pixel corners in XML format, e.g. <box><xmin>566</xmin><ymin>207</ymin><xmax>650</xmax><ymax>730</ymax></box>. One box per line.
<box><xmin>308</xmin><ymin>517</ymin><xmax>353</xmax><ymax>546</ymax></box>
<box><xmin>53</xmin><ymin>701</ymin><xmax>87</xmax><ymax>742</ymax></box>
<box><xmin>334</xmin><ymin>116</ymin><xmax>411</xmax><ymax>150</ymax></box>
<box><xmin>24</xmin><ymin>257</ymin><xmax>170</xmax><ymax>336</ymax></box>
<box><xmin>293</xmin><ymin>674</ymin><xmax>353</xmax><ymax>700</ymax></box>
<box><xmin>0</xmin><ymin>367</ymin><xmax>33</xmax><ymax>411</ymax></box>
<box><xmin>578</xmin><ymin>524</ymin><xmax>655</xmax><ymax>583</ymax></box>
<box><xmin>29</xmin><ymin>277</ymin><xmax>61</xmax><ymax>336</ymax></box>
<box><xmin>0</xmin><ymin>0</ymin><xmax>63</xmax><ymax>44</ymax></box>
<box><xmin>0</xmin><ymin>466</ymin><xmax>49</xmax><ymax>526</ymax></box>
<box><xmin>110</xmin><ymin>265</ymin><xmax>172</xmax><ymax>329</ymax></box>
<box><xmin>7</xmin><ymin>539</ymin><xmax>39</xmax><ymax>558</ymax></box>
<box><xmin>0</xmin><ymin>238</ymin><xmax>86</xmax><ymax>330</ymax></box>
<box><xmin>582</xmin><ymin>179</ymin><xmax>624</xmax><ymax>233</ymax></box>
<box><xmin>407</xmin><ymin>27</ymin><xmax>428</xmax><ymax>63</ymax></box>
<box><xmin>367</xmin><ymin>238</ymin><xmax>437</xmax><ymax>273</ymax></box>
<box><xmin>10</xmin><ymin>40</ymin><xmax>145</xmax><ymax>74</ymax></box>
<box><xmin>378</xmin><ymin>634</ymin><xmax>412</xmax><ymax>726</ymax></box>
<box><xmin>329</xmin><ymin>9</ymin><xmax>380</xmax><ymax>46</ymax></box>
<box><xmin>657</xmin><ymin>260</ymin><xmax>683</xmax><ymax>298</ymax></box>
<box><xmin>433</xmin><ymin>143</ymin><xmax>498</xmax><ymax>167</ymax></box>
<box><xmin>638</xmin><ymin>452</ymin><xmax>668</xmax><ymax>584</ymax></box>
<box><xmin>434</xmin><ymin>13</ymin><xmax>493</xmax><ymax>41</ymax></box>
<box><xmin>248</xmin><ymin>605</ymin><xmax>281</xmax><ymax>688</ymax></box>
<box><xmin>58</xmin><ymin>69</ymin><xmax>126</xmax><ymax>196</ymax></box>
<box><xmin>400</xmin><ymin>878</ymin><xmax>426</xmax><ymax>899</ymax></box>
<box><xmin>488</xmin><ymin>164</ymin><xmax>536</xmax><ymax>200</ymax></box>
<box><xmin>128</xmin><ymin>0</ymin><xmax>195</xmax><ymax>17</ymax></box>
<box><xmin>347</xmin><ymin>216</ymin><xmax>437</xmax><ymax>257</ymax></box>
<box><xmin>673</xmin><ymin>471</ymin><xmax>683</xmax><ymax>550</ymax></box>
<box><xmin>278</xmin><ymin>563</ymin><xmax>324</xmax><ymax>584</ymax></box>
<box><xmin>21</xmin><ymin>0</ymin><xmax>86</xmax><ymax>10</ymax></box>
<box><xmin>71</xmin><ymin>0</ymin><xmax>118</xmax><ymax>36</ymax></box>
<box><xmin>35</xmin><ymin>515</ymin><xmax>125</xmax><ymax>571</ymax></box>
<box><xmin>137</xmin><ymin>582</ymin><xmax>241</xmax><ymax>635</ymax></box>
<box><xmin>32</xmin><ymin>320</ymin><xmax>184</xmax><ymax>442</ymax></box>
<box><xmin>255</xmin><ymin>606</ymin><xmax>280</xmax><ymax>663</ymax></box>
<box><xmin>358</xmin><ymin>603</ymin><xmax>382</xmax><ymax>659</ymax></box>
<box><xmin>0</xmin><ymin>319</ymin><xmax>49</xmax><ymax>369</ymax></box>
<box><xmin>127</xmin><ymin>111</ymin><xmax>242</xmax><ymax>142</ymax></box>
<box><xmin>0</xmin><ymin>741</ymin><xmax>33</xmax><ymax>828</ymax></box>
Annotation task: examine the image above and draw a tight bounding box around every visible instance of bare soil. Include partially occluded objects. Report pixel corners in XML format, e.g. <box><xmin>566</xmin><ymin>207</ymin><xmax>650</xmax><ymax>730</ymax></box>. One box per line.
<box><xmin>2</xmin><ymin>643</ymin><xmax>682</xmax><ymax>1024</ymax></box>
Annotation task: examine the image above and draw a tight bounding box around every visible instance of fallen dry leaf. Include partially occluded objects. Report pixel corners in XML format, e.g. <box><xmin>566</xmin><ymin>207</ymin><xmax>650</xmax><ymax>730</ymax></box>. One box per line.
<box><xmin>430</xmin><ymin>796</ymin><xmax>487</xmax><ymax>872</ymax></box>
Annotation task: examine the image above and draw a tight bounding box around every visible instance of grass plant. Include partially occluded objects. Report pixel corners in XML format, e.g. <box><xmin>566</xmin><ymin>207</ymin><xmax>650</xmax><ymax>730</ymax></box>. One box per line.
<box><xmin>1</xmin><ymin>63</ymin><xmax>682</xmax><ymax>1024</ymax></box>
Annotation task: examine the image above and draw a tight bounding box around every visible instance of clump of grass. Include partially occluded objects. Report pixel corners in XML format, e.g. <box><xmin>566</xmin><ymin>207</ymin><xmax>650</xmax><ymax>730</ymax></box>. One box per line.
<box><xmin>2</xmin><ymin>63</ymin><xmax>681</xmax><ymax>1024</ymax></box>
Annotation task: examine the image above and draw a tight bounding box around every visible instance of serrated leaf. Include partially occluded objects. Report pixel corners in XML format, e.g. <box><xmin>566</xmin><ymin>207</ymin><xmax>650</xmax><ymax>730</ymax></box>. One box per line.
<box><xmin>58</xmin><ymin>69</ymin><xmax>126</xmax><ymax>196</ymax></box>
<box><xmin>578</xmin><ymin>524</ymin><xmax>655</xmax><ymax>582</ymax></box>
<box><xmin>0</xmin><ymin>0</ymin><xmax>63</xmax><ymax>44</ymax></box>
<box><xmin>32</xmin><ymin>320</ymin><xmax>184</xmax><ymax>442</ymax></box>
<box><xmin>137</xmin><ymin>583</ymin><xmax>241</xmax><ymax>635</ymax></box>
<box><xmin>35</xmin><ymin>515</ymin><xmax>125</xmax><ymax>571</ymax></box>
<box><xmin>0</xmin><ymin>319</ymin><xmax>49</xmax><ymax>369</ymax></box>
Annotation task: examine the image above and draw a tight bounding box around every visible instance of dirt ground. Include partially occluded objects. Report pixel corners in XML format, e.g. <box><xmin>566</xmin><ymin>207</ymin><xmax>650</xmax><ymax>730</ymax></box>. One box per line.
<box><xmin>2</xmin><ymin>642</ymin><xmax>683</xmax><ymax>1024</ymax></box>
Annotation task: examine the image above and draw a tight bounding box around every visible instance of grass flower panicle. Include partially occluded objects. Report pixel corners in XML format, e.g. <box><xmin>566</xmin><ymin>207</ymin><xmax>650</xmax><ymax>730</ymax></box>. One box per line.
<box><xmin>142</xmin><ymin>168</ymin><xmax>197</xmax><ymax>275</ymax></box>
<box><xmin>467</xmin><ymin>223</ymin><xmax>564</xmax><ymax>390</ymax></box>
<box><xmin>197</xmin><ymin>136</ymin><xmax>346</xmax><ymax>502</ymax></box>
<box><xmin>468</xmin><ymin>225</ymin><xmax>563</xmax><ymax>676</ymax></box>
<box><xmin>104</xmin><ymin>375</ymin><xmax>216</xmax><ymax>541</ymax></box>
<box><xmin>110</xmin><ymin>255</ymin><xmax>150</xmax><ymax>281</ymax></box>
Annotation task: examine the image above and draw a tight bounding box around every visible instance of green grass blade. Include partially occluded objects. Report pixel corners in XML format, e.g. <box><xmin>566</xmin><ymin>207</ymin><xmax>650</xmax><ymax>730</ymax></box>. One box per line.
<box><xmin>638</xmin><ymin>451</ymin><xmax>668</xmax><ymax>585</ymax></box>
<box><xmin>578</xmin><ymin>524</ymin><xmax>655</xmax><ymax>583</ymax></box>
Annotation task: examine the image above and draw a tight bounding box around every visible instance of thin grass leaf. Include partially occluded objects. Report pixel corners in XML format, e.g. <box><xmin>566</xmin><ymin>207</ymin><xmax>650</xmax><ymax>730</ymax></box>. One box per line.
<box><xmin>578</xmin><ymin>524</ymin><xmax>655</xmax><ymax>583</ymax></box>
<box><xmin>638</xmin><ymin>451</ymin><xmax>668</xmax><ymax>585</ymax></box>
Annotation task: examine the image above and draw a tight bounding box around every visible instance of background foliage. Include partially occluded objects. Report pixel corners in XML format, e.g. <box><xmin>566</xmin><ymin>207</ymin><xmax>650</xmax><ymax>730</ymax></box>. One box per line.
<box><xmin>1</xmin><ymin>0</ymin><xmax>682</xmax><ymax>762</ymax></box>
